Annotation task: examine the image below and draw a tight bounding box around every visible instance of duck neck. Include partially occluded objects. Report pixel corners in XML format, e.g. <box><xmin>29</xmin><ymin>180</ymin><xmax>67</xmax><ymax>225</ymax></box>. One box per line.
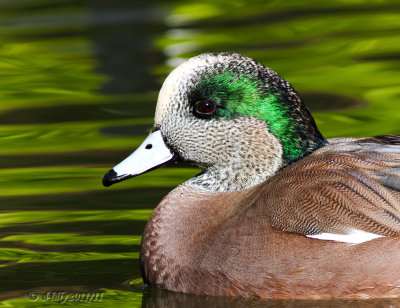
<box><xmin>184</xmin><ymin>116</ymin><xmax>326</xmax><ymax>192</ymax></box>
<box><xmin>187</xmin><ymin>127</ymin><xmax>285</xmax><ymax>192</ymax></box>
<box><xmin>187</xmin><ymin>165</ymin><xmax>276</xmax><ymax>192</ymax></box>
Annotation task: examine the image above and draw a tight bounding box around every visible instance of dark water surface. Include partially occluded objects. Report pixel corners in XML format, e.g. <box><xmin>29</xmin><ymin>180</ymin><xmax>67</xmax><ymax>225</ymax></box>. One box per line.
<box><xmin>0</xmin><ymin>0</ymin><xmax>400</xmax><ymax>307</ymax></box>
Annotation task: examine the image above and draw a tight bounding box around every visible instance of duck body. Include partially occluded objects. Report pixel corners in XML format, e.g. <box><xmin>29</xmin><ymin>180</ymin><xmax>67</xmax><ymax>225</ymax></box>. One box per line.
<box><xmin>102</xmin><ymin>52</ymin><xmax>400</xmax><ymax>299</ymax></box>
<box><xmin>141</xmin><ymin>136</ymin><xmax>400</xmax><ymax>299</ymax></box>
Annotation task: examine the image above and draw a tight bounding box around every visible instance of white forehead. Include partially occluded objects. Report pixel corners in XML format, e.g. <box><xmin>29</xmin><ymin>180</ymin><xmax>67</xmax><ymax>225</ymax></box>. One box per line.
<box><xmin>154</xmin><ymin>54</ymin><xmax>224</xmax><ymax>125</ymax></box>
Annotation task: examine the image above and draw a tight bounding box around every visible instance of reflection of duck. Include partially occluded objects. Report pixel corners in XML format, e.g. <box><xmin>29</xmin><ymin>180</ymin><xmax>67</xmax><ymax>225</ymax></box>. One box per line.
<box><xmin>103</xmin><ymin>53</ymin><xmax>400</xmax><ymax>299</ymax></box>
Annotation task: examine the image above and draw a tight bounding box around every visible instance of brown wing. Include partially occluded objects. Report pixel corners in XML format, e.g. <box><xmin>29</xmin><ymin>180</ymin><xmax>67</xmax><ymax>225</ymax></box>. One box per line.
<box><xmin>254</xmin><ymin>135</ymin><xmax>400</xmax><ymax>236</ymax></box>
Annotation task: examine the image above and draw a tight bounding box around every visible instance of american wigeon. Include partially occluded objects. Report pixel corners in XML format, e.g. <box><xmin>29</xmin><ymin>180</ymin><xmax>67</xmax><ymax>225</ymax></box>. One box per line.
<box><xmin>103</xmin><ymin>53</ymin><xmax>400</xmax><ymax>299</ymax></box>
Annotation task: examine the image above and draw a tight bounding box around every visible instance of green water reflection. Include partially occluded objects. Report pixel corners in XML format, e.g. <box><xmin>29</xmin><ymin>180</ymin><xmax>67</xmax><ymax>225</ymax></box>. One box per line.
<box><xmin>0</xmin><ymin>0</ymin><xmax>399</xmax><ymax>307</ymax></box>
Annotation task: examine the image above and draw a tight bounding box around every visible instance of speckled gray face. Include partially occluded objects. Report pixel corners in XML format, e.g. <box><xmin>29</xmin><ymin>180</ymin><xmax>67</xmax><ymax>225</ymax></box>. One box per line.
<box><xmin>104</xmin><ymin>52</ymin><xmax>325</xmax><ymax>192</ymax></box>
<box><xmin>154</xmin><ymin>53</ymin><xmax>285</xmax><ymax>192</ymax></box>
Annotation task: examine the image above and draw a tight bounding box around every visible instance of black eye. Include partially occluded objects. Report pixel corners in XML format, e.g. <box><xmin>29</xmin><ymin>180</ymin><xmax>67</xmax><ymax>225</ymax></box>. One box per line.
<box><xmin>193</xmin><ymin>100</ymin><xmax>217</xmax><ymax>117</ymax></box>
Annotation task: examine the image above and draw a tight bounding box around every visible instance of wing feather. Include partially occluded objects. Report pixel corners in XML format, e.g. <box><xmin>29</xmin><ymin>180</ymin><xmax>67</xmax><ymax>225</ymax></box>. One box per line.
<box><xmin>254</xmin><ymin>135</ymin><xmax>400</xmax><ymax>237</ymax></box>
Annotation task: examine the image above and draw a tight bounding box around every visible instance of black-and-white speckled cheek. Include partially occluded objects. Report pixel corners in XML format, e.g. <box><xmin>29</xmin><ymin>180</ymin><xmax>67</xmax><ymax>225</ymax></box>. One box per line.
<box><xmin>153</xmin><ymin>52</ymin><xmax>325</xmax><ymax>192</ymax></box>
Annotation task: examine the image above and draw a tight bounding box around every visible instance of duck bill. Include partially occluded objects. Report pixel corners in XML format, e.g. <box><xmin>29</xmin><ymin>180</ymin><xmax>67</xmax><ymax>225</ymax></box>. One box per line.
<box><xmin>102</xmin><ymin>130</ymin><xmax>176</xmax><ymax>187</ymax></box>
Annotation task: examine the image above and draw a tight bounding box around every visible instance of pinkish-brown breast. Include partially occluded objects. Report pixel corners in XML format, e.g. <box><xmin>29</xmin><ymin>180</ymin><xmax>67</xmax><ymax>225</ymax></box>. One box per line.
<box><xmin>140</xmin><ymin>182</ymin><xmax>400</xmax><ymax>299</ymax></box>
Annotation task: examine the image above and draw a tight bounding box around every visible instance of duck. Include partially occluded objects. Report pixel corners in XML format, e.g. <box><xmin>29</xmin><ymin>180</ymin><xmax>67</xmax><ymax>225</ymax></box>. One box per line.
<box><xmin>102</xmin><ymin>52</ymin><xmax>400</xmax><ymax>299</ymax></box>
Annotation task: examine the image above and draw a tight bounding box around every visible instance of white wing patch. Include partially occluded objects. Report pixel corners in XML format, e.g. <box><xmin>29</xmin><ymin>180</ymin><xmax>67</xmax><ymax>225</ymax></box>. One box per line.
<box><xmin>306</xmin><ymin>229</ymin><xmax>384</xmax><ymax>244</ymax></box>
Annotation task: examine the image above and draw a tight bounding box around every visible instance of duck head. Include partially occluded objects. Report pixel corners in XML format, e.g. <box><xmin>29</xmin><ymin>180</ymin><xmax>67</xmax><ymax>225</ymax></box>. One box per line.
<box><xmin>103</xmin><ymin>52</ymin><xmax>326</xmax><ymax>192</ymax></box>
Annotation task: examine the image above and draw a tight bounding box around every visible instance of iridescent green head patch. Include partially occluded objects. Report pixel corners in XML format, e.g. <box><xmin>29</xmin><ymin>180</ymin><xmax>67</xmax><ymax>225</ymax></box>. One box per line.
<box><xmin>191</xmin><ymin>70</ymin><xmax>325</xmax><ymax>163</ymax></box>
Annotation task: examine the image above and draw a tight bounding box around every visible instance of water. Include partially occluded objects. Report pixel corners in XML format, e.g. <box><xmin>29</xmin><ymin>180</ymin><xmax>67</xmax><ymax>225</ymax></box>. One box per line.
<box><xmin>0</xmin><ymin>0</ymin><xmax>399</xmax><ymax>307</ymax></box>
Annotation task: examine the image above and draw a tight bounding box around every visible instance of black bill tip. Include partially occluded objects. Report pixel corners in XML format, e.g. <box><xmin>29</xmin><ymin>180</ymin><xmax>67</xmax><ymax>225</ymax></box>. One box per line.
<box><xmin>102</xmin><ymin>169</ymin><xmax>133</xmax><ymax>187</ymax></box>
